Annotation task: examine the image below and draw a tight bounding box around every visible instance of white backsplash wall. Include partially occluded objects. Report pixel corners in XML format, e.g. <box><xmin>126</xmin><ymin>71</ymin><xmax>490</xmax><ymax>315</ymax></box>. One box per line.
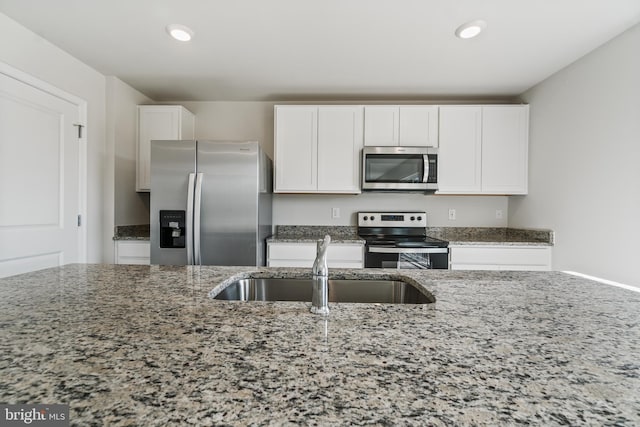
<box><xmin>273</xmin><ymin>193</ymin><xmax>508</xmax><ymax>227</ymax></box>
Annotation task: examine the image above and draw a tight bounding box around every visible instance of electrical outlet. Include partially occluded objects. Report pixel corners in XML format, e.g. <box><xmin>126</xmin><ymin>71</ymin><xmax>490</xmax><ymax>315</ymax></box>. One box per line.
<box><xmin>448</xmin><ymin>209</ymin><xmax>456</xmax><ymax>221</ymax></box>
<box><xmin>495</xmin><ymin>209</ymin><xmax>503</xmax><ymax>219</ymax></box>
<box><xmin>332</xmin><ymin>207</ymin><xmax>340</xmax><ymax>219</ymax></box>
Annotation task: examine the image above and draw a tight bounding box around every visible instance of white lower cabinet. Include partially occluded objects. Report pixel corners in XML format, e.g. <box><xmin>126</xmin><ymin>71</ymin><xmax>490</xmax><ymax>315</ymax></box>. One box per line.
<box><xmin>449</xmin><ymin>245</ymin><xmax>552</xmax><ymax>271</ymax></box>
<box><xmin>267</xmin><ymin>242</ymin><xmax>364</xmax><ymax>268</ymax></box>
<box><xmin>115</xmin><ymin>241</ymin><xmax>150</xmax><ymax>265</ymax></box>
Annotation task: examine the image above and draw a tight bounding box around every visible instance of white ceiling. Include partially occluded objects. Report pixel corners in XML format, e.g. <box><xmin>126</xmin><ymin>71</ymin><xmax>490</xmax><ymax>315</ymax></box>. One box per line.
<box><xmin>1</xmin><ymin>0</ymin><xmax>639</xmax><ymax>101</ymax></box>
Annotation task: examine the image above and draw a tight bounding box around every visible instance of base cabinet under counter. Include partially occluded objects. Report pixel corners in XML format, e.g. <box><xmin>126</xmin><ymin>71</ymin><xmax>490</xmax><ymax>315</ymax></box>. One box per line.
<box><xmin>449</xmin><ymin>245</ymin><xmax>552</xmax><ymax>271</ymax></box>
<box><xmin>267</xmin><ymin>242</ymin><xmax>364</xmax><ymax>268</ymax></box>
<box><xmin>115</xmin><ymin>241</ymin><xmax>150</xmax><ymax>265</ymax></box>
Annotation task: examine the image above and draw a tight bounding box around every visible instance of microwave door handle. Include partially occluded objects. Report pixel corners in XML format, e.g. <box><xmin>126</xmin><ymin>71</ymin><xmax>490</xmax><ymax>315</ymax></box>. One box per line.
<box><xmin>423</xmin><ymin>155</ymin><xmax>429</xmax><ymax>183</ymax></box>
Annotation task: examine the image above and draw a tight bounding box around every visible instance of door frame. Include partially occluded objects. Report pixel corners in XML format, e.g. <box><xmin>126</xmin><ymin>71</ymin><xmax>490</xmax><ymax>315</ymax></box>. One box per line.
<box><xmin>0</xmin><ymin>61</ymin><xmax>88</xmax><ymax>263</ymax></box>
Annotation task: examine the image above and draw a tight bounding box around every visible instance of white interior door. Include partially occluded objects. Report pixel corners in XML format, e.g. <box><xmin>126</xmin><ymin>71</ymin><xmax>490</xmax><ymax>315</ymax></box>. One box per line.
<box><xmin>0</xmin><ymin>70</ymin><xmax>84</xmax><ymax>278</ymax></box>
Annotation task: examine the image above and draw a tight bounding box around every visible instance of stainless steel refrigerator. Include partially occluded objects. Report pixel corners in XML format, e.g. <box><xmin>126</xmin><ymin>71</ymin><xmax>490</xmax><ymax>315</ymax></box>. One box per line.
<box><xmin>150</xmin><ymin>140</ymin><xmax>272</xmax><ymax>266</ymax></box>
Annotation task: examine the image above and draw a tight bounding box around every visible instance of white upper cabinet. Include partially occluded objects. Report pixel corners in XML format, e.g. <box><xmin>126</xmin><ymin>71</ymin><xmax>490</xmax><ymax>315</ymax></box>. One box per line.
<box><xmin>317</xmin><ymin>106</ymin><xmax>363</xmax><ymax>193</ymax></box>
<box><xmin>364</xmin><ymin>106</ymin><xmax>398</xmax><ymax>146</ymax></box>
<box><xmin>438</xmin><ymin>106</ymin><xmax>482</xmax><ymax>193</ymax></box>
<box><xmin>481</xmin><ymin>105</ymin><xmax>529</xmax><ymax>194</ymax></box>
<box><xmin>274</xmin><ymin>105</ymin><xmax>363</xmax><ymax>193</ymax></box>
<box><xmin>438</xmin><ymin>104</ymin><xmax>529</xmax><ymax>195</ymax></box>
<box><xmin>364</xmin><ymin>105</ymin><xmax>438</xmax><ymax>147</ymax></box>
<box><xmin>137</xmin><ymin>105</ymin><xmax>194</xmax><ymax>192</ymax></box>
<box><xmin>274</xmin><ymin>106</ymin><xmax>318</xmax><ymax>192</ymax></box>
<box><xmin>398</xmin><ymin>106</ymin><xmax>439</xmax><ymax>147</ymax></box>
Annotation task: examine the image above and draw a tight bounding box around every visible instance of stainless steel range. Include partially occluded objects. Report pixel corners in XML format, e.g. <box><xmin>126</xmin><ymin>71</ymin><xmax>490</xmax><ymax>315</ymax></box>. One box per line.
<box><xmin>358</xmin><ymin>212</ymin><xmax>449</xmax><ymax>269</ymax></box>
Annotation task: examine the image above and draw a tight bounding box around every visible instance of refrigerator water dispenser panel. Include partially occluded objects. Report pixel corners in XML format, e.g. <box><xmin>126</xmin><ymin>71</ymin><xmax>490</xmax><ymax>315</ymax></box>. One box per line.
<box><xmin>159</xmin><ymin>210</ymin><xmax>186</xmax><ymax>248</ymax></box>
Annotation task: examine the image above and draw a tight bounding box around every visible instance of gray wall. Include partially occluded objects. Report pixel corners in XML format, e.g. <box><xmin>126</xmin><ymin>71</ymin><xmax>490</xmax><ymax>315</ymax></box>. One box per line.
<box><xmin>107</xmin><ymin>77</ymin><xmax>153</xmax><ymax>226</ymax></box>
<box><xmin>510</xmin><ymin>23</ymin><xmax>640</xmax><ymax>285</ymax></box>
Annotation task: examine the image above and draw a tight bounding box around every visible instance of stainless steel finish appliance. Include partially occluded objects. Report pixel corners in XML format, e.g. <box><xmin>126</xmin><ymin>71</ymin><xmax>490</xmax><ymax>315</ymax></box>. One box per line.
<box><xmin>358</xmin><ymin>211</ymin><xmax>449</xmax><ymax>269</ymax></box>
<box><xmin>150</xmin><ymin>140</ymin><xmax>272</xmax><ymax>266</ymax></box>
<box><xmin>362</xmin><ymin>146</ymin><xmax>438</xmax><ymax>191</ymax></box>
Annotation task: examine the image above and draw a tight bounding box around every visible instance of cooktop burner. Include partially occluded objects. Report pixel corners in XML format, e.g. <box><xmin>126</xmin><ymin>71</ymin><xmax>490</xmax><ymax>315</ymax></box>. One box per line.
<box><xmin>357</xmin><ymin>211</ymin><xmax>449</xmax><ymax>248</ymax></box>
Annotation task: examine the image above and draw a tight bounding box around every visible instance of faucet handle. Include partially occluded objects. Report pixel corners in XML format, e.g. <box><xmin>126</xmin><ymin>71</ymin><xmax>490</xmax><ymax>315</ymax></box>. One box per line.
<box><xmin>316</xmin><ymin>235</ymin><xmax>331</xmax><ymax>255</ymax></box>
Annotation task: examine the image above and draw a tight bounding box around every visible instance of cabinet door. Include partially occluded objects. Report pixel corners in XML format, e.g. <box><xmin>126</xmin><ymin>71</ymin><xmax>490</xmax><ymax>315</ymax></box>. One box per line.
<box><xmin>137</xmin><ymin>106</ymin><xmax>192</xmax><ymax>192</ymax></box>
<box><xmin>115</xmin><ymin>241</ymin><xmax>150</xmax><ymax>265</ymax></box>
<box><xmin>274</xmin><ymin>106</ymin><xmax>318</xmax><ymax>192</ymax></box>
<box><xmin>399</xmin><ymin>106</ymin><xmax>439</xmax><ymax>147</ymax></box>
<box><xmin>364</xmin><ymin>106</ymin><xmax>398</xmax><ymax>146</ymax></box>
<box><xmin>267</xmin><ymin>242</ymin><xmax>364</xmax><ymax>268</ymax></box>
<box><xmin>317</xmin><ymin>106</ymin><xmax>363</xmax><ymax>193</ymax></box>
<box><xmin>481</xmin><ymin>105</ymin><xmax>529</xmax><ymax>194</ymax></box>
<box><xmin>449</xmin><ymin>245</ymin><xmax>551</xmax><ymax>271</ymax></box>
<box><xmin>437</xmin><ymin>106</ymin><xmax>482</xmax><ymax>193</ymax></box>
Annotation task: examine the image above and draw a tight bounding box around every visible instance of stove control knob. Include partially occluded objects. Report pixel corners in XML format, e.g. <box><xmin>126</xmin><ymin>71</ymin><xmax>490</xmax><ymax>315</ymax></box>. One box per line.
<box><xmin>410</xmin><ymin>216</ymin><xmax>415</xmax><ymax>221</ymax></box>
<box><xmin>363</xmin><ymin>216</ymin><xmax>368</xmax><ymax>221</ymax></box>
<box><xmin>417</xmin><ymin>216</ymin><xmax>423</xmax><ymax>221</ymax></box>
<box><xmin>370</xmin><ymin>216</ymin><xmax>375</xmax><ymax>221</ymax></box>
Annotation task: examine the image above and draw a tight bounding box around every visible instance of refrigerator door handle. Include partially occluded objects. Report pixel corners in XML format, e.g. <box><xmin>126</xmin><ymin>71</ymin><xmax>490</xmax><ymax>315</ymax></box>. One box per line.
<box><xmin>186</xmin><ymin>173</ymin><xmax>196</xmax><ymax>265</ymax></box>
<box><xmin>194</xmin><ymin>172</ymin><xmax>204</xmax><ymax>265</ymax></box>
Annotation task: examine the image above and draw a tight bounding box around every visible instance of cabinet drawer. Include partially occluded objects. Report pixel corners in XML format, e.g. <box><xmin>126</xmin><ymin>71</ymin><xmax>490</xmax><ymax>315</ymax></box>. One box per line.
<box><xmin>268</xmin><ymin>243</ymin><xmax>317</xmax><ymax>260</ymax></box>
<box><xmin>117</xmin><ymin>241</ymin><xmax>151</xmax><ymax>258</ymax></box>
<box><xmin>268</xmin><ymin>259</ymin><xmax>364</xmax><ymax>269</ymax></box>
<box><xmin>267</xmin><ymin>242</ymin><xmax>364</xmax><ymax>268</ymax></box>
<box><xmin>269</xmin><ymin>243</ymin><xmax>362</xmax><ymax>260</ymax></box>
<box><xmin>450</xmin><ymin>245</ymin><xmax>551</xmax><ymax>270</ymax></box>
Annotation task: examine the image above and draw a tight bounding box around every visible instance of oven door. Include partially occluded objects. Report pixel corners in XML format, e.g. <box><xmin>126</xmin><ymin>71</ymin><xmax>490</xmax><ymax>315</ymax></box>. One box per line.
<box><xmin>365</xmin><ymin>246</ymin><xmax>449</xmax><ymax>269</ymax></box>
<box><xmin>362</xmin><ymin>146</ymin><xmax>438</xmax><ymax>191</ymax></box>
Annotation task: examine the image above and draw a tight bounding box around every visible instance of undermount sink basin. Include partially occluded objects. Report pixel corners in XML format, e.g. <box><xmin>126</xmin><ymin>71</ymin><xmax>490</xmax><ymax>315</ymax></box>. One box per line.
<box><xmin>213</xmin><ymin>278</ymin><xmax>434</xmax><ymax>304</ymax></box>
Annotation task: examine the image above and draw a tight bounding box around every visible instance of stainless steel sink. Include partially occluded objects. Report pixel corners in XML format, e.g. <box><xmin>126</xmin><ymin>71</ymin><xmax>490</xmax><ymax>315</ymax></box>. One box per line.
<box><xmin>213</xmin><ymin>278</ymin><xmax>434</xmax><ymax>304</ymax></box>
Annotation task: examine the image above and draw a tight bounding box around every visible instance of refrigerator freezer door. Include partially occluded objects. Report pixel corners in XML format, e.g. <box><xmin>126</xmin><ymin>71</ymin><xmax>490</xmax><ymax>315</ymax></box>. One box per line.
<box><xmin>150</xmin><ymin>140</ymin><xmax>196</xmax><ymax>265</ymax></box>
<box><xmin>197</xmin><ymin>141</ymin><xmax>259</xmax><ymax>266</ymax></box>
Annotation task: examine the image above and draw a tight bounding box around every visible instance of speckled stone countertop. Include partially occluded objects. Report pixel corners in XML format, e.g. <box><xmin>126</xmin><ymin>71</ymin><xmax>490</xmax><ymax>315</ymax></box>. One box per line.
<box><xmin>426</xmin><ymin>227</ymin><xmax>554</xmax><ymax>246</ymax></box>
<box><xmin>113</xmin><ymin>224</ymin><xmax>150</xmax><ymax>241</ymax></box>
<box><xmin>114</xmin><ymin>225</ymin><xmax>553</xmax><ymax>246</ymax></box>
<box><xmin>1</xmin><ymin>264</ymin><xmax>638</xmax><ymax>425</ymax></box>
<box><xmin>267</xmin><ymin>225</ymin><xmax>364</xmax><ymax>244</ymax></box>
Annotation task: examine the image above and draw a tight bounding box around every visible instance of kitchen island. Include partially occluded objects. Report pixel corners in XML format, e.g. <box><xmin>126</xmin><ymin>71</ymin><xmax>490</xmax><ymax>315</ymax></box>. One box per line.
<box><xmin>1</xmin><ymin>265</ymin><xmax>638</xmax><ymax>426</ymax></box>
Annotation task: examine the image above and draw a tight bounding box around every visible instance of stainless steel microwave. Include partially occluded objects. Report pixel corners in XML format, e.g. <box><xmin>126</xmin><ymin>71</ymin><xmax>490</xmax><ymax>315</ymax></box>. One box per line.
<box><xmin>362</xmin><ymin>146</ymin><xmax>438</xmax><ymax>191</ymax></box>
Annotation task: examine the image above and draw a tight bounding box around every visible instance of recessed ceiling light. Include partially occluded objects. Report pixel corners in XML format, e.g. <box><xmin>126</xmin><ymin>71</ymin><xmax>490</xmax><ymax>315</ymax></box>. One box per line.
<box><xmin>455</xmin><ymin>20</ymin><xmax>487</xmax><ymax>39</ymax></box>
<box><xmin>166</xmin><ymin>24</ymin><xmax>194</xmax><ymax>42</ymax></box>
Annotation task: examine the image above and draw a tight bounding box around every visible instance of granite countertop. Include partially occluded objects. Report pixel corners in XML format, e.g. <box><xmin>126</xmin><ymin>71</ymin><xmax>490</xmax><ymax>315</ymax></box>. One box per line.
<box><xmin>113</xmin><ymin>225</ymin><xmax>554</xmax><ymax>246</ymax></box>
<box><xmin>1</xmin><ymin>264</ymin><xmax>638</xmax><ymax>425</ymax></box>
<box><xmin>426</xmin><ymin>227</ymin><xmax>555</xmax><ymax>246</ymax></box>
<box><xmin>113</xmin><ymin>224</ymin><xmax>150</xmax><ymax>241</ymax></box>
<box><xmin>267</xmin><ymin>225</ymin><xmax>365</xmax><ymax>244</ymax></box>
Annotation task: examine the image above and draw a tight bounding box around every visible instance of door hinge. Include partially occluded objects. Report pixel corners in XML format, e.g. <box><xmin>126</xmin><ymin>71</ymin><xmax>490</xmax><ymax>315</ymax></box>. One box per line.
<box><xmin>77</xmin><ymin>214</ymin><xmax>82</xmax><ymax>227</ymax></box>
<box><xmin>73</xmin><ymin>123</ymin><xmax>84</xmax><ymax>139</ymax></box>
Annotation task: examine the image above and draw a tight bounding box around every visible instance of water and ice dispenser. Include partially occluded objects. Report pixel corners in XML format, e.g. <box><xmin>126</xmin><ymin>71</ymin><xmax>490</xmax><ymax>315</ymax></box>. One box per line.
<box><xmin>159</xmin><ymin>210</ymin><xmax>186</xmax><ymax>248</ymax></box>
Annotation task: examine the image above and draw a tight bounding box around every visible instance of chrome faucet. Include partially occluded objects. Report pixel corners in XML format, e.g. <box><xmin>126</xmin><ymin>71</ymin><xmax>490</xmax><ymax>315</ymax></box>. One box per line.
<box><xmin>311</xmin><ymin>235</ymin><xmax>331</xmax><ymax>315</ymax></box>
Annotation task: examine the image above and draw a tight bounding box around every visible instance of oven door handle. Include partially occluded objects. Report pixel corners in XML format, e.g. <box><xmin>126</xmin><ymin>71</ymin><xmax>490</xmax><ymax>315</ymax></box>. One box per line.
<box><xmin>368</xmin><ymin>246</ymin><xmax>449</xmax><ymax>254</ymax></box>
